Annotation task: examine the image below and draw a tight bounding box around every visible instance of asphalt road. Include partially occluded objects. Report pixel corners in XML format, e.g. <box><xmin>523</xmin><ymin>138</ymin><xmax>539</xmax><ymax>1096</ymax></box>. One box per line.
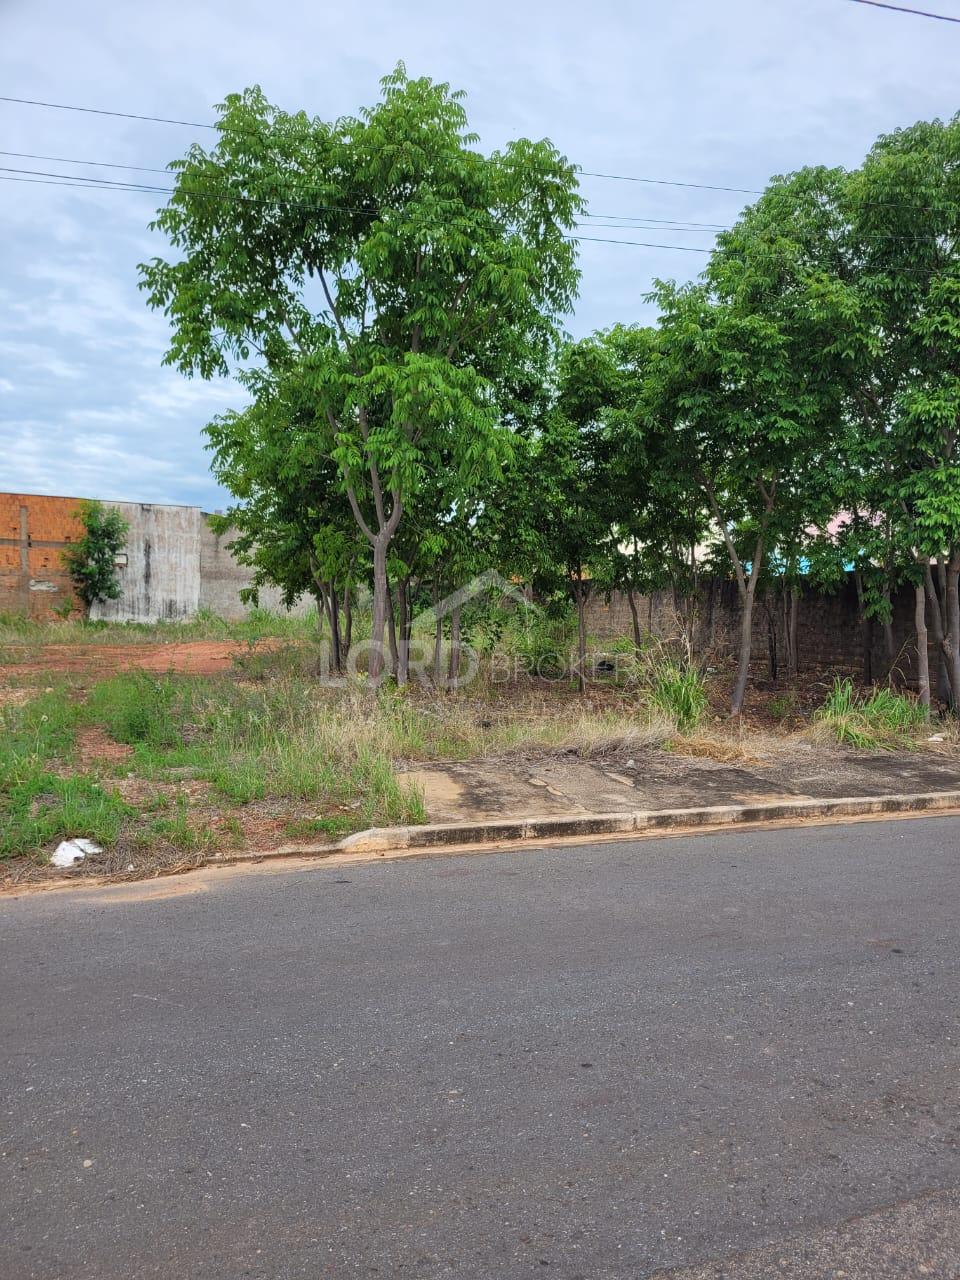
<box><xmin>2</xmin><ymin>818</ymin><xmax>960</xmax><ymax>1279</ymax></box>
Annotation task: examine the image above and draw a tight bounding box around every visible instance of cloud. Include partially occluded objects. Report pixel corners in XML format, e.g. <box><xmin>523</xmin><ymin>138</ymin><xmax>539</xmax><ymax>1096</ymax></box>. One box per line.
<box><xmin>1</xmin><ymin>0</ymin><xmax>957</xmax><ymax>506</ymax></box>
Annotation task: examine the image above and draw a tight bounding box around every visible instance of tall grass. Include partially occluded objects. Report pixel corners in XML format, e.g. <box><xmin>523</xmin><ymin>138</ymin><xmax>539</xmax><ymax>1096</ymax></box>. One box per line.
<box><xmin>814</xmin><ymin>678</ymin><xmax>926</xmax><ymax>749</ymax></box>
<box><xmin>648</xmin><ymin>659</ymin><xmax>709</xmax><ymax>732</ymax></box>
<box><xmin>0</xmin><ymin>684</ymin><xmax>135</xmax><ymax>857</ymax></box>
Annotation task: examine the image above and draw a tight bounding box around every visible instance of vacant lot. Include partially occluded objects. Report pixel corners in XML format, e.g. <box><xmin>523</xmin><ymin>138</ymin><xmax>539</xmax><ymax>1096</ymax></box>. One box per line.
<box><xmin>3</xmin><ymin>612</ymin><xmax>959</xmax><ymax>886</ymax></box>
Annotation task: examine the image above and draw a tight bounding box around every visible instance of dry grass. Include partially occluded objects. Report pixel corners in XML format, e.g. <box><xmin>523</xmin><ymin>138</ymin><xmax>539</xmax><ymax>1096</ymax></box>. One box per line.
<box><xmin>667</xmin><ymin>731</ymin><xmax>763</xmax><ymax>765</ymax></box>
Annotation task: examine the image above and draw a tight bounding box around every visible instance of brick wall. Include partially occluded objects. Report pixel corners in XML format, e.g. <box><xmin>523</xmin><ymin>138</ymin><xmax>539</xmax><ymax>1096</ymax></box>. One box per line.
<box><xmin>586</xmin><ymin>577</ymin><xmax>932</xmax><ymax>686</ymax></box>
<box><xmin>0</xmin><ymin>493</ymin><xmax>83</xmax><ymax>620</ymax></box>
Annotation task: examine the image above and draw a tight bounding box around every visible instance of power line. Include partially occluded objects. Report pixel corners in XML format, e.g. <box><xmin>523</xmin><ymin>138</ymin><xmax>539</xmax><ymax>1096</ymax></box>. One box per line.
<box><xmin>0</xmin><ymin>169</ymin><xmax>723</xmax><ymax>251</ymax></box>
<box><xmin>0</xmin><ymin>148</ymin><xmax>175</xmax><ymax>175</ymax></box>
<box><xmin>569</xmin><ymin>233</ymin><xmax>710</xmax><ymax>253</ymax></box>
<box><xmin>0</xmin><ymin>95</ymin><xmax>215</xmax><ymax>128</ymax></box>
<box><xmin>0</xmin><ymin>162</ymin><xmax>726</xmax><ymax>230</ymax></box>
<box><xmin>1</xmin><ymin>168</ymin><xmax>954</xmax><ymax>258</ymax></box>
<box><xmin>845</xmin><ymin>0</ymin><xmax>960</xmax><ymax>22</ymax></box>
<box><xmin>0</xmin><ymin>151</ymin><xmax>732</xmax><ymax>228</ymax></box>
<box><xmin>0</xmin><ymin>93</ymin><xmax>765</xmax><ymax>197</ymax></box>
<box><xmin>1</xmin><ymin>90</ymin><xmax>955</xmax><ymax>214</ymax></box>
<box><xmin>577</xmin><ymin>170</ymin><xmax>761</xmax><ymax>195</ymax></box>
<box><xmin>0</xmin><ymin>176</ymin><xmax>949</xmax><ymax>284</ymax></box>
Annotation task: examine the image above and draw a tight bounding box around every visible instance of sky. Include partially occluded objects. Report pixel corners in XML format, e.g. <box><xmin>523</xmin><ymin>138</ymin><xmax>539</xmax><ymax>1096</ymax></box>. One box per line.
<box><xmin>1</xmin><ymin>0</ymin><xmax>959</xmax><ymax>510</ymax></box>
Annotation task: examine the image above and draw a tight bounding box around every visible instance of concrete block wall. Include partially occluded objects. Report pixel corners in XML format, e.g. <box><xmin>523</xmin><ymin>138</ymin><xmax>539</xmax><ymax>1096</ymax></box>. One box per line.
<box><xmin>90</xmin><ymin>503</ymin><xmax>203</xmax><ymax>623</ymax></box>
<box><xmin>586</xmin><ymin>577</ymin><xmax>930</xmax><ymax>685</ymax></box>
<box><xmin>198</xmin><ymin>522</ymin><xmax>312</xmax><ymax>620</ymax></box>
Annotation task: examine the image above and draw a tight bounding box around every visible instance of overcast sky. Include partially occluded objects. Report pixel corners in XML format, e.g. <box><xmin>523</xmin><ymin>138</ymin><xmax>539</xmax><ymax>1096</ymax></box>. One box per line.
<box><xmin>1</xmin><ymin>0</ymin><xmax>958</xmax><ymax>509</ymax></box>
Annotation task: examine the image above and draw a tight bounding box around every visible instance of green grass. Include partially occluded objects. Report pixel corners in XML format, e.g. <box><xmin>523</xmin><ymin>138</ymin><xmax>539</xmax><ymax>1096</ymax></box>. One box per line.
<box><xmin>768</xmin><ymin>691</ymin><xmax>799</xmax><ymax>720</ymax></box>
<box><xmin>282</xmin><ymin>815</ymin><xmax>357</xmax><ymax>841</ymax></box>
<box><xmin>0</xmin><ymin>615</ymin><xmax>717</xmax><ymax>871</ymax></box>
<box><xmin>814</xmin><ymin>678</ymin><xmax>927</xmax><ymax>749</ymax></box>
<box><xmin>0</xmin><ymin>670</ymin><xmax>426</xmax><ymax>863</ymax></box>
<box><xmin>0</xmin><ymin>683</ymin><xmax>128</xmax><ymax>857</ymax></box>
<box><xmin>0</xmin><ymin>606</ymin><xmax>320</xmax><ymax>650</ymax></box>
<box><xmin>646</xmin><ymin>658</ymin><xmax>708</xmax><ymax>732</ymax></box>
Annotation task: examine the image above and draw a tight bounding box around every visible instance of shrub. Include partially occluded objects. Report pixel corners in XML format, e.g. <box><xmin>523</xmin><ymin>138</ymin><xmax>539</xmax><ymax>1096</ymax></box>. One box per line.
<box><xmin>62</xmin><ymin>501</ymin><xmax>129</xmax><ymax>609</ymax></box>
<box><xmin>768</xmin><ymin>692</ymin><xmax>798</xmax><ymax>721</ymax></box>
<box><xmin>505</xmin><ymin>608</ymin><xmax>576</xmax><ymax>679</ymax></box>
<box><xmin>85</xmin><ymin>673</ymin><xmax>190</xmax><ymax>749</ymax></box>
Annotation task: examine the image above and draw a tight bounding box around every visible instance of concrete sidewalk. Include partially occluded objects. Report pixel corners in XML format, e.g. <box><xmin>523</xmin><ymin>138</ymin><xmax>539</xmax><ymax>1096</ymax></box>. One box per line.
<box><xmin>401</xmin><ymin>741</ymin><xmax>960</xmax><ymax>823</ymax></box>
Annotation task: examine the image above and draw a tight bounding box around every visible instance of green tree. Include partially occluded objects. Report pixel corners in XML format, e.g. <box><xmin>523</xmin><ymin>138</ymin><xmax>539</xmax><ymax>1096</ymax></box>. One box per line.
<box><xmin>206</xmin><ymin>381</ymin><xmax>364</xmax><ymax>673</ymax></box>
<box><xmin>62</xmin><ymin>501</ymin><xmax>129</xmax><ymax>610</ymax></box>
<box><xmin>849</xmin><ymin>115</ymin><xmax>960</xmax><ymax>708</ymax></box>
<box><xmin>494</xmin><ymin>339</ymin><xmax>621</xmax><ymax>692</ymax></box>
<box><xmin>140</xmin><ymin>65</ymin><xmax>582</xmax><ymax>679</ymax></box>
<box><xmin>591</xmin><ymin>324</ymin><xmax>705</xmax><ymax>651</ymax></box>
<box><xmin>648</xmin><ymin>168</ymin><xmax>860</xmax><ymax>715</ymax></box>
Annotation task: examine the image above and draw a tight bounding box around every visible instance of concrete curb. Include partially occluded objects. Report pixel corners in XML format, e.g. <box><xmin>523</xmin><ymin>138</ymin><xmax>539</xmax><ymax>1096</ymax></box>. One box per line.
<box><xmin>261</xmin><ymin>789</ymin><xmax>960</xmax><ymax>862</ymax></box>
<box><xmin>10</xmin><ymin>791</ymin><xmax>960</xmax><ymax>897</ymax></box>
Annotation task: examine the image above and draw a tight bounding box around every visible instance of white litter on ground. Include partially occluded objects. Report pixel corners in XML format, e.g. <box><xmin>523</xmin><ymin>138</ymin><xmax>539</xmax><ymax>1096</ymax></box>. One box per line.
<box><xmin>50</xmin><ymin>838</ymin><xmax>102</xmax><ymax>868</ymax></box>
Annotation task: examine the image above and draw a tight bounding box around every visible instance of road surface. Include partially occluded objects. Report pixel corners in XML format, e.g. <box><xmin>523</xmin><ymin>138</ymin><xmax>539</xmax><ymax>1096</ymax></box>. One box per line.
<box><xmin>2</xmin><ymin>818</ymin><xmax>960</xmax><ymax>1278</ymax></box>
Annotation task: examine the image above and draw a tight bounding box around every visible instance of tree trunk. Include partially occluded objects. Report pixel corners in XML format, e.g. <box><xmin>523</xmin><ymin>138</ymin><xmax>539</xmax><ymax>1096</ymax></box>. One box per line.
<box><xmin>397</xmin><ymin>577</ymin><xmax>413</xmax><ymax>686</ymax></box>
<box><xmin>782</xmin><ymin>588</ymin><xmax>799</xmax><ymax>678</ymax></box>
<box><xmin>854</xmin><ymin>571</ymin><xmax>874</xmax><ymax>687</ymax></box>
<box><xmin>433</xmin><ymin>581</ymin><xmax>444</xmax><ymax>684</ymax></box>
<box><xmin>924</xmin><ymin>560</ymin><xmax>953</xmax><ymax>706</ymax></box>
<box><xmin>942</xmin><ymin>554</ymin><xmax>960</xmax><ymax>711</ymax></box>
<box><xmin>313</xmin><ymin>586</ymin><xmax>327</xmax><ymax>642</ymax></box>
<box><xmin>881</xmin><ymin>584</ymin><xmax>899</xmax><ymax>687</ymax></box>
<box><xmin>574</xmin><ymin>575</ymin><xmax>587</xmax><ymax>695</ymax></box>
<box><xmin>385</xmin><ymin>575</ymin><xmax>399</xmax><ymax>678</ymax></box>
<box><xmin>915</xmin><ymin>581</ymin><xmax>931</xmax><ymax>716</ymax></box>
<box><xmin>730</xmin><ymin>579</ymin><xmax>757</xmax><ymax>717</ymax></box>
<box><xmin>447</xmin><ymin>604</ymin><xmax>461</xmax><ymax>690</ymax></box>
<box><xmin>626</xmin><ymin>587</ymin><xmax>643</xmax><ymax>651</ymax></box>
<box><xmin>763</xmin><ymin>595</ymin><xmax>777</xmax><ymax>683</ymax></box>
<box><xmin>342</xmin><ymin>583</ymin><xmax>353</xmax><ymax>660</ymax></box>
<box><xmin>699</xmin><ymin>473</ymin><xmax>770</xmax><ymax>717</ymax></box>
<box><xmin>369</xmin><ymin>539</ymin><xmax>390</xmax><ymax>680</ymax></box>
<box><xmin>324</xmin><ymin>584</ymin><xmax>343</xmax><ymax>674</ymax></box>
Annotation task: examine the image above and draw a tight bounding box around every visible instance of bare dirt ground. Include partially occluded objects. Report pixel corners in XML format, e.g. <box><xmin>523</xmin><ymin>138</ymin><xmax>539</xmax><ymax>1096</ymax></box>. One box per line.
<box><xmin>1</xmin><ymin>639</ymin><xmax>258</xmax><ymax>678</ymax></box>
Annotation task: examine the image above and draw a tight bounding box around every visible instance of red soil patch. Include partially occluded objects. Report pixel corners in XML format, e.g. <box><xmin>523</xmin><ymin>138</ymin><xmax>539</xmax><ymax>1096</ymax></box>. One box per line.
<box><xmin>2</xmin><ymin>641</ymin><xmax>260</xmax><ymax>679</ymax></box>
<box><xmin>75</xmin><ymin>726</ymin><xmax>134</xmax><ymax>768</ymax></box>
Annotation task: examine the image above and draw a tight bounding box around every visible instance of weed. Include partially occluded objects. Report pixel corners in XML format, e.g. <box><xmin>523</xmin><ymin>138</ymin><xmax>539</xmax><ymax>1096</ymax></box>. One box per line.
<box><xmin>768</xmin><ymin>692</ymin><xmax>799</xmax><ymax>720</ymax></box>
<box><xmin>86</xmin><ymin>673</ymin><xmax>191</xmax><ymax>748</ymax></box>
<box><xmin>147</xmin><ymin>798</ymin><xmax>220</xmax><ymax>854</ymax></box>
<box><xmin>505</xmin><ymin>610</ymin><xmax>577</xmax><ymax>679</ymax></box>
<box><xmin>647</xmin><ymin>659</ymin><xmax>708</xmax><ymax>732</ymax></box>
<box><xmin>0</xmin><ymin>607</ymin><xmax>321</xmax><ymax>650</ymax></box>
<box><xmin>282</xmin><ymin>815</ymin><xmax>357</xmax><ymax>841</ymax></box>
<box><xmin>814</xmin><ymin>678</ymin><xmax>926</xmax><ymax>749</ymax></box>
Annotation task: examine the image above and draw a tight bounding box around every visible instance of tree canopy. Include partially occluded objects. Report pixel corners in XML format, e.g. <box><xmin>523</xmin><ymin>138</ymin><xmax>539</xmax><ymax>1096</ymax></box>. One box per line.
<box><xmin>143</xmin><ymin>82</ymin><xmax>960</xmax><ymax>714</ymax></box>
<box><xmin>141</xmin><ymin>63</ymin><xmax>582</xmax><ymax>676</ymax></box>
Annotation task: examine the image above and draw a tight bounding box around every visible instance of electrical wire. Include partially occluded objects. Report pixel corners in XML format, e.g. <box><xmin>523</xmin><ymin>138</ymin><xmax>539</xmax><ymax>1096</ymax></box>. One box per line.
<box><xmin>845</xmin><ymin>0</ymin><xmax>960</xmax><ymax>22</ymax></box>
<box><xmin>0</xmin><ymin>95</ymin><xmax>215</xmax><ymax>128</ymax></box>
<box><xmin>0</xmin><ymin>95</ymin><xmax>768</xmax><ymax>197</ymax></box>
